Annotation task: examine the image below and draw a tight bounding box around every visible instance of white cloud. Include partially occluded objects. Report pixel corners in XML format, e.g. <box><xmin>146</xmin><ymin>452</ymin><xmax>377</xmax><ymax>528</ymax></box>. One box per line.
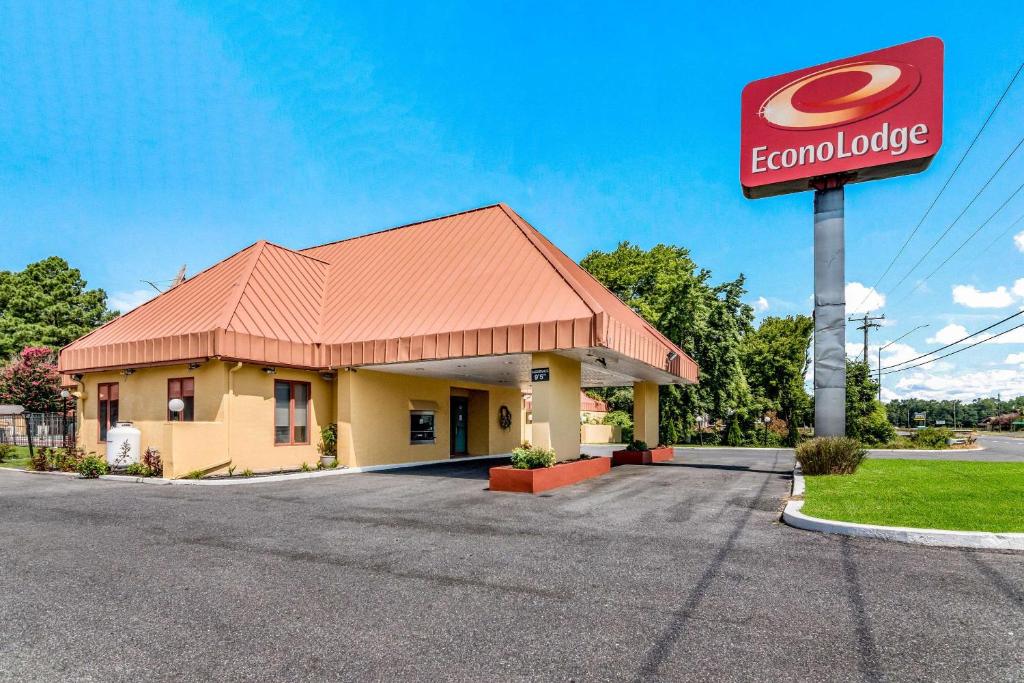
<box><xmin>951</xmin><ymin>284</ymin><xmax>1014</xmax><ymax>308</ymax></box>
<box><xmin>754</xmin><ymin>296</ymin><xmax>769</xmax><ymax>312</ymax></box>
<box><xmin>108</xmin><ymin>289</ymin><xmax>155</xmax><ymax>313</ymax></box>
<box><xmin>891</xmin><ymin>368</ymin><xmax>1024</xmax><ymax>401</ymax></box>
<box><xmin>1004</xmin><ymin>353</ymin><xmax>1024</xmax><ymax>365</ymax></box>
<box><xmin>927</xmin><ymin>323</ymin><xmax>968</xmax><ymax>345</ymax></box>
<box><xmin>1015</xmin><ymin>230</ymin><xmax>1024</xmax><ymax>253</ymax></box>
<box><xmin>879</xmin><ymin>342</ymin><xmax>919</xmax><ymax>367</ymax></box>
<box><xmin>845</xmin><ymin>282</ymin><xmax>885</xmax><ymax>314</ymax></box>
<box><xmin>980</xmin><ymin>326</ymin><xmax>1024</xmax><ymax>344</ymax></box>
<box><xmin>1013</xmin><ymin>278</ymin><xmax>1024</xmax><ymax>299</ymax></box>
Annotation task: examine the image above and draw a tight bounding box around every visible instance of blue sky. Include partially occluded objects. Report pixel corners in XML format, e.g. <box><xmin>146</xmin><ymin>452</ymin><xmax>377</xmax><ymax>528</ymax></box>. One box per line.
<box><xmin>1</xmin><ymin>1</ymin><xmax>1022</xmax><ymax>400</ymax></box>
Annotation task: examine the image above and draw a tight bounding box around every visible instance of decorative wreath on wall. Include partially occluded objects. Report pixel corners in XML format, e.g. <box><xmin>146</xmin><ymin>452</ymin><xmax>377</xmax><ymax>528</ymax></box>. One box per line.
<box><xmin>498</xmin><ymin>405</ymin><xmax>513</xmax><ymax>431</ymax></box>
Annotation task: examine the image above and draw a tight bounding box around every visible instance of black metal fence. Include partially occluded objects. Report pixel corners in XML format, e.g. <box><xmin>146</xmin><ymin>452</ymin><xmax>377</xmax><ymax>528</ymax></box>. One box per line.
<box><xmin>0</xmin><ymin>412</ymin><xmax>76</xmax><ymax>450</ymax></box>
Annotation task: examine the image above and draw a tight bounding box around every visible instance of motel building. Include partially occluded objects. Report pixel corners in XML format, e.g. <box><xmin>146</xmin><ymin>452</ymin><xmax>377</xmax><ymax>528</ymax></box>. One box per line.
<box><xmin>58</xmin><ymin>204</ymin><xmax>699</xmax><ymax>478</ymax></box>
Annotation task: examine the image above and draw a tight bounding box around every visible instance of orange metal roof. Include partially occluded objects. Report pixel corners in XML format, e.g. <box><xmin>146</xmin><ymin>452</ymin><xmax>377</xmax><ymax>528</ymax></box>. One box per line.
<box><xmin>60</xmin><ymin>204</ymin><xmax>697</xmax><ymax>383</ymax></box>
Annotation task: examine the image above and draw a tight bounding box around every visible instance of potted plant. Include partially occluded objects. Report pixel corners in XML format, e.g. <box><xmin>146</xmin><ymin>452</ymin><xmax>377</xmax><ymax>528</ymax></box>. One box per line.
<box><xmin>611</xmin><ymin>439</ymin><xmax>674</xmax><ymax>465</ymax></box>
<box><xmin>317</xmin><ymin>423</ymin><xmax>338</xmax><ymax>468</ymax></box>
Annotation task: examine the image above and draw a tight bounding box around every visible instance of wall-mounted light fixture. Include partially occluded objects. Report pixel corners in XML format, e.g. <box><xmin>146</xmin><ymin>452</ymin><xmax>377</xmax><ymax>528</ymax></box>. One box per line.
<box><xmin>188</xmin><ymin>362</ymin><xmax>203</xmax><ymax>370</ymax></box>
<box><xmin>121</xmin><ymin>368</ymin><xmax>136</xmax><ymax>376</ymax></box>
<box><xmin>666</xmin><ymin>351</ymin><xmax>679</xmax><ymax>362</ymax></box>
<box><xmin>262</xmin><ymin>367</ymin><xmax>276</xmax><ymax>375</ymax></box>
<box><xmin>595</xmin><ymin>357</ymin><xmax>607</xmax><ymax>368</ymax></box>
<box><xmin>320</xmin><ymin>372</ymin><xmax>336</xmax><ymax>381</ymax></box>
<box><xmin>72</xmin><ymin>374</ymin><xmax>83</xmax><ymax>381</ymax></box>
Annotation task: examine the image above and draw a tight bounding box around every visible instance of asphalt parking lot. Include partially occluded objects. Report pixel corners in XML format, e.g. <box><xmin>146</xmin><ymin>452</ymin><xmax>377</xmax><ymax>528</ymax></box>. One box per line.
<box><xmin>1</xmin><ymin>449</ymin><xmax>1021</xmax><ymax>682</ymax></box>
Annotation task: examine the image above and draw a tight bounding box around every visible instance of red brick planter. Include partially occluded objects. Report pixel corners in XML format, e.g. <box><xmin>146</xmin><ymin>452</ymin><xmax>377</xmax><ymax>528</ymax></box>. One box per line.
<box><xmin>611</xmin><ymin>447</ymin><xmax>674</xmax><ymax>465</ymax></box>
<box><xmin>489</xmin><ymin>457</ymin><xmax>611</xmax><ymax>494</ymax></box>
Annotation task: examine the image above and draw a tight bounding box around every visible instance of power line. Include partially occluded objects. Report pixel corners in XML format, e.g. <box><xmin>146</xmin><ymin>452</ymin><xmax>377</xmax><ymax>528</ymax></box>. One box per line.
<box><xmin>893</xmin><ymin>179</ymin><xmax>1024</xmax><ymax>305</ymax></box>
<box><xmin>978</xmin><ymin>212</ymin><xmax>1024</xmax><ymax>256</ymax></box>
<box><xmin>886</xmin><ymin>134</ymin><xmax>1024</xmax><ymax>294</ymax></box>
<box><xmin>854</xmin><ymin>61</ymin><xmax>1024</xmax><ymax>311</ymax></box>
<box><xmin>879</xmin><ymin>308</ymin><xmax>1024</xmax><ymax>371</ymax></box>
<box><xmin>881</xmin><ymin>320</ymin><xmax>1024</xmax><ymax>375</ymax></box>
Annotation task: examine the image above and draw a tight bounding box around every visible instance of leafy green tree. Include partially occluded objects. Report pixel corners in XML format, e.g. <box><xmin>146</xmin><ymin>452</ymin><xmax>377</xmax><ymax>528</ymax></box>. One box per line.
<box><xmin>0</xmin><ymin>347</ymin><xmax>62</xmax><ymax>412</ymax></box>
<box><xmin>740</xmin><ymin>315</ymin><xmax>813</xmax><ymax>443</ymax></box>
<box><xmin>0</xmin><ymin>257</ymin><xmax>116</xmax><ymax>359</ymax></box>
<box><xmin>845</xmin><ymin>360</ymin><xmax>895</xmax><ymax>444</ymax></box>
<box><xmin>581</xmin><ymin>242</ymin><xmax>752</xmax><ymax>443</ymax></box>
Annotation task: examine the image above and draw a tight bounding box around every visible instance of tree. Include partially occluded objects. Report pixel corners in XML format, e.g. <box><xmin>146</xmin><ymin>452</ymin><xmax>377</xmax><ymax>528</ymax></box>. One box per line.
<box><xmin>845</xmin><ymin>360</ymin><xmax>895</xmax><ymax>444</ymax></box>
<box><xmin>581</xmin><ymin>242</ymin><xmax>753</xmax><ymax>443</ymax></box>
<box><xmin>0</xmin><ymin>347</ymin><xmax>62</xmax><ymax>412</ymax></box>
<box><xmin>740</xmin><ymin>315</ymin><xmax>813</xmax><ymax>443</ymax></box>
<box><xmin>0</xmin><ymin>257</ymin><xmax>116</xmax><ymax>359</ymax></box>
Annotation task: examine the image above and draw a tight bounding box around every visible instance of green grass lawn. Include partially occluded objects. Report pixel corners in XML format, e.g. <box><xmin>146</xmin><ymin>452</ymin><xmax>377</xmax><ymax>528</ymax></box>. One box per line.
<box><xmin>0</xmin><ymin>446</ymin><xmax>32</xmax><ymax>470</ymax></box>
<box><xmin>802</xmin><ymin>458</ymin><xmax>1024</xmax><ymax>533</ymax></box>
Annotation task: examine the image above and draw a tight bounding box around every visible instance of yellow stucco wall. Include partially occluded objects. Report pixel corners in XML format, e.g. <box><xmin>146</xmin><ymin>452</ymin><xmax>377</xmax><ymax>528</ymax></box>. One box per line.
<box><xmin>633</xmin><ymin>380</ymin><xmax>660</xmax><ymax>445</ymax></box>
<box><xmin>336</xmin><ymin>369</ymin><xmax>522</xmax><ymax>468</ymax></box>
<box><xmin>75</xmin><ymin>361</ymin><xmax>333</xmax><ymax>477</ymax></box>
<box><xmin>528</xmin><ymin>352</ymin><xmax>582</xmax><ymax>460</ymax></box>
<box><xmin>74</xmin><ymin>361</ymin><xmax>524</xmax><ymax>476</ymax></box>
<box><xmin>76</xmin><ymin>361</ymin><xmax>229</xmax><ymax>460</ymax></box>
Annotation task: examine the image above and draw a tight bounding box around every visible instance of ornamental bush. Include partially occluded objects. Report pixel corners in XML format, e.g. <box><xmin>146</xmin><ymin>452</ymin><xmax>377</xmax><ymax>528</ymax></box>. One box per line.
<box><xmin>626</xmin><ymin>439</ymin><xmax>649</xmax><ymax>452</ymax></box>
<box><xmin>795</xmin><ymin>437</ymin><xmax>866</xmax><ymax>475</ymax></box>
<box><xmin>510</xmin><ymin>445</ymin><xmax>557</xmax><ymax>470</ymax></box>
<box><xmin>912</xmin><ymin>427</ymin><xmax>953</xmax><ymax>450</ymax></box>
<box><xmin>141</xmin><ymin>447</ymin><xmax>162</xmax><ymax>477</ymax></box>
<box><xmin>0</xmin><ymin>443</ymin><xmax>13</xmax><ymax>462</ymax></box>
<box><xmin>125</xmin><ymin>462</ymin><xmax>152</xmax><ymax>477</ymax></box>
<box><xmin>76</xmin><ymin>455</ymin><xmax>108</xmax><ymax>478</ymax></box>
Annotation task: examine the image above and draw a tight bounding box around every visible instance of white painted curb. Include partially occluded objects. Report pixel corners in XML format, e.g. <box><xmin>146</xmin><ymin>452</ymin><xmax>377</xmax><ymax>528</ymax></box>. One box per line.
<box><xmin>167</xmin><ymin>453</ymin><xmax>515</xmax><ymax>486</ymax></box>
<box><xmin>2</xmin><ymin>454</ymin><xmax>514</xmax><ymax>486</ymax></box>
<box><xmin>784</xmin><ymin>468</ymin><xmax>1024</xmax><ymax>551</ymax></box>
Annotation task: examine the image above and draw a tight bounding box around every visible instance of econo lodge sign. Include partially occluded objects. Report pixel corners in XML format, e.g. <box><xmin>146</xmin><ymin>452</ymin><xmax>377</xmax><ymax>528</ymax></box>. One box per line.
<box><xmin>741</xmin><ymin>37</ymin><xmax>943</xmax><ymax>198</ymax></box>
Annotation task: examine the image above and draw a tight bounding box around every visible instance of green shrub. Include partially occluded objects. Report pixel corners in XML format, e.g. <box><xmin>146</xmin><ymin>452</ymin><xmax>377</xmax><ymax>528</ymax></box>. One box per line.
<box><xmin>626</xmin><ymin>439</ymin><xmax>649</xmax><ymax>452</ymax></box>
<box><xmin>241</xmin><ymin>468</ymin><xmax>254</xmax><ymax>478</ymax></box>
<box><xmin>317</xmin><ymin>423</ymin><xmax>338</xmax><ymax>458</ymax></box>
<box><xmin>725</xmin><ymin>418</ymin><xmax>744</xmax><ymax>447</ymax></box>
<box><xmin>30</xmin><ymin>447</ymin><xmax>50</xmax><ymax>471</ymax></box>
<box><xmin>0</xmin><ymin>443</ymin><xmax>14</xmax><ymax>462</ymax></box>
<box><xmin>602</xmin><ymin>410</ymin><xmax>633</xmax><ymax>443</ymax></box>
<box><xmin>182</xmin><ymin>469</ymin><xmax>205</xmax><ymax>480</ymax></box>
<box><xmin>795</xmin><ymin>437</ymin><xmax>867</xmax><ymax>475</ymax></box>
<box><xmin>300</xmin><ymin>462</ymin><xmax>313</xmax><ymax>472</ymax></box>
<box><xmin>912</xmin><ymin>427</ymin><xmax>952</xmax><ymax>450</ymax></box>
<box><xmin>125</xmin><ymin>462</ymin><xmax>152</xmax><ymax>477</ymax></box>
<box><xmin>852</xmin><ymin>401</ymin><xmax>897</xmax><ymax>445</ymax></box>
<box><xmin>50</xmin><ymin>446</ymin><xmax>84</xmax><ymax>472</ymax></box>
<box><xmin>510</xmin><ymin>445</ymin><xmax>557</xmax><ymax>470</ymax></box>
<box><xmin>76</xmin><ymin>455</ymin><xmax>108</xmax><ymax>478</ymax></box>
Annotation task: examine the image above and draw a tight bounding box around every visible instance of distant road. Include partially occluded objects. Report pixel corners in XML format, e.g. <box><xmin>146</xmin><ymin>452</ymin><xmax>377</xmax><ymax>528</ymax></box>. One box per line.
<box><xmin>869</xmin><ymin>434</ymin><xmax>1024</xmax><ymax>462</ymax></box>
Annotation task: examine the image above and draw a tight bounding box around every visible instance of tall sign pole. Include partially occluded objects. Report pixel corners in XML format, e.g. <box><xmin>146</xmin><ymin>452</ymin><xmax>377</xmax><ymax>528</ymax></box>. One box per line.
<box><xmin>813</xmin><ymin>181</ymin><xmax>846</xmax><ymax>436</ymax></box>
<box><xmin>740</xmin><ymin>37</ymin><xmax>943</xmax><ymax>437</ymax></box>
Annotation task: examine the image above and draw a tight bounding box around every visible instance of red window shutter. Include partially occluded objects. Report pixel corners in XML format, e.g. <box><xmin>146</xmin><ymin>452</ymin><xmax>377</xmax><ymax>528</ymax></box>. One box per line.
<box><xmin>182</xmin><ymin>378</ymin><xmax>194</xmax><ymax>397</ymax></box>
<box><xmin>168</xmin><ymin>379</ymin><xmax>181</xmax><ymax>399</ymax></box>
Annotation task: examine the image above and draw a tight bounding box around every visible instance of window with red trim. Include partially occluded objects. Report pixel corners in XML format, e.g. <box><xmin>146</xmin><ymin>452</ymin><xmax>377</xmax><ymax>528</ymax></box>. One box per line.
<box><xmin>168</xmin><ymin>378</ymin><xmax>195</xmax><ymax>422</ymax></box>
<box><xmin>97</xmin><ymin>382</ymin><xmax>119</xmax><ymax>441</ymax></box>
<box><xmin>274</xmin><ymin>380</ymin><xmax>310</xmax><ymax>445</ymax></box>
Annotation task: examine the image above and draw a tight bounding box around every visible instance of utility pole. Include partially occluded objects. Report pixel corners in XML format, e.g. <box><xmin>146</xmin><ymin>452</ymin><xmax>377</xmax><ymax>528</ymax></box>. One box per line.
<box><xmin>850</xmin><ymin>312</ymin><xmax>885</xmax><ymax>365</ymax></box>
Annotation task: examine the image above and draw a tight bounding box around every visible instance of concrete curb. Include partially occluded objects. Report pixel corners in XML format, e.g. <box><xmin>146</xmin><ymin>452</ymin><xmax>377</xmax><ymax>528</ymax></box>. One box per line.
<box><xmin>784</xmin><ymin>468</ymin><xmax>1024</xmax><ymax>551</ymax></box>
<box><xmin>2</xmin><ymin>454</ymin><xmax>515</xmax><ymax>486</ymax></box>
<box><xmin>166</xmin><ymin>453</ymin><xmax>515</xmax><ymax>486</ymax></box>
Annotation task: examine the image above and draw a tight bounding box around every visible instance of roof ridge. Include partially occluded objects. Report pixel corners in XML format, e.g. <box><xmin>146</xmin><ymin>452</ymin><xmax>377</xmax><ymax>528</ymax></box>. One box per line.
<box><xmin>496</xmin><ymin>203</ymin><xmax>604</xmax><ymax>320</ymax></box>
<box><xmin>261</xmin><ymin>239</ymin><xmax>331</xmax><ymax>265</ymax></box>
<box><xmin>216</xmin><ymin>240</ymin><xmax>268</xmax><ymax>331</ymax></box>
<box><xmin>299</xmin><ymin>203</ymin><xmax>504</xmax><ymax>253</ymax></box>
<box><xmin>497</xmin><ymin>204</ymin><xmax>691</xmax><ymax>360</ymax></box>
<box><xmin>59</xmin><ymin>240</ymin><xmax>268</xmax><ymax>357</ymax></box>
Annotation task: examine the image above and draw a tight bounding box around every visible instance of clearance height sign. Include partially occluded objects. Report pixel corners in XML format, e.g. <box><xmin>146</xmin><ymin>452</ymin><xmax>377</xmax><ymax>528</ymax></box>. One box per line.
<box><xmin>741</xmin><ymin>37</ymin><xmax>943</xmax><ymax>198</ymax></box>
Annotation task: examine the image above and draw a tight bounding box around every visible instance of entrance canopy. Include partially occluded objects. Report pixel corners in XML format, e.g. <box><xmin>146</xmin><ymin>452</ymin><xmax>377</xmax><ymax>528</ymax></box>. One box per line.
<box><xmin>60</xmin><ymin>204</ymin><xmax>697</xmax><ymax>385</ymax></box>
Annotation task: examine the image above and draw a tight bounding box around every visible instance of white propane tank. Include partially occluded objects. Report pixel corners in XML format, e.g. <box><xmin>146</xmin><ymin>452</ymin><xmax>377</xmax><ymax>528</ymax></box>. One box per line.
<box><xmin>106</xmin><ymin>422</ymin><xmax>142</xmax><ymax>467</ymax></box>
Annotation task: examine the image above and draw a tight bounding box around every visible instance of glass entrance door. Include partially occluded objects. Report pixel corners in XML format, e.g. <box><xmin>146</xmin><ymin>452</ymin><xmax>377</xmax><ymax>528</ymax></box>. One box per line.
<box><xmin>450</xmin><ymin>396</ymin><xmax>468</xmax><ymax>455</ymax></box>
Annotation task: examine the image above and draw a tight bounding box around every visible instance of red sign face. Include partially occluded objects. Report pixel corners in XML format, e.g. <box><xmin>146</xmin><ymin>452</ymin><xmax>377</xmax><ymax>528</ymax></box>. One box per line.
<box><xmin>741</xmin><ymin>37</ymin><xmax>943</xmax><ymax>198</ymax></box>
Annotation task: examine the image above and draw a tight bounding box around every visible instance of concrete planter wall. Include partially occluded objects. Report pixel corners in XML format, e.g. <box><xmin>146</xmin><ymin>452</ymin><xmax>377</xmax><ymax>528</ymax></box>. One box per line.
<box><xmin>489</xmin><ymin>457</ymin><xmax>611</xmax><ymax>494</ymax></box>
<box><xmin>611</xmin><ymin>447</ymin><xmax>673</xmax><ymax>465</ymax></box>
